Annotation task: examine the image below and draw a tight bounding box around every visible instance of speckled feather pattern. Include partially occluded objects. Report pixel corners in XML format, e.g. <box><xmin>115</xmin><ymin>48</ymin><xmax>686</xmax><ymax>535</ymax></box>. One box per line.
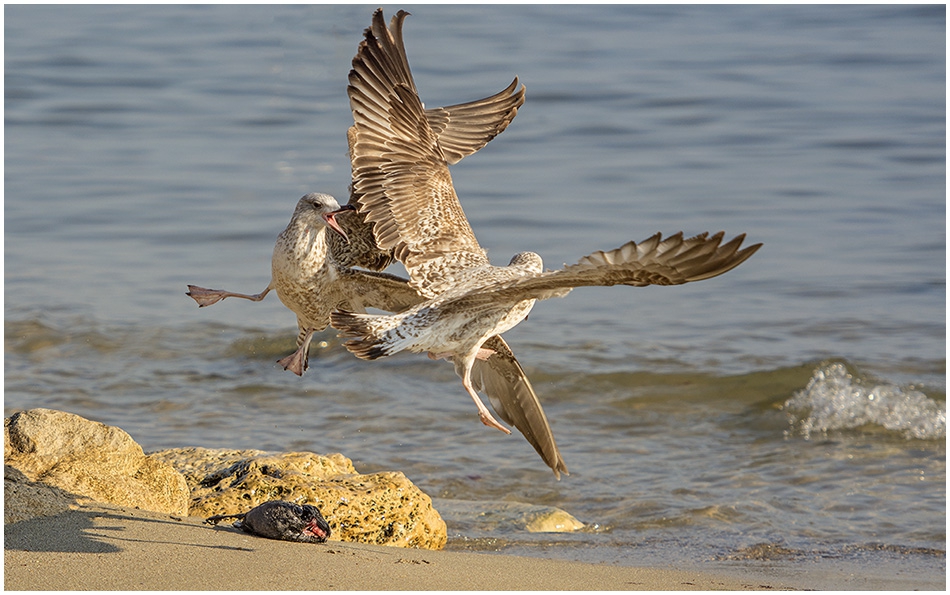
<box><xmin>341</xmin><ymin>10</ymin><xmax>567</xmax><ymax>476</ymax></box>
<box><xmin>333</xmin><ymin>256</ymin><xmax>544</xmax><ymax>360</ymax></box>
<box><xmin>189</xmin><ymin>9</ymin><xmax>564</xmax><ymax>475</ymax></box>
<box><xmin>270</xmin><ymin>195</ymin><xmax>424</xmax><ymax>342</ymax></box>
<box><xmin>338</xmin><ymin>10</ymin><xmax>754</xmax><ymax>478</ymax></box>
<box><xmin>347</xmin><ymin>10</ymin><xmax>525</xmax><ymax>297</ymax></box>
<box><xmin>331</xmin><ymin>232</ymin><xmax>761</xmax><ymax>360</ymax></box>
<box><xmin>271</xmin><ymin>38</ymin><xmax>527</xmax><ymax>340</ymax></box>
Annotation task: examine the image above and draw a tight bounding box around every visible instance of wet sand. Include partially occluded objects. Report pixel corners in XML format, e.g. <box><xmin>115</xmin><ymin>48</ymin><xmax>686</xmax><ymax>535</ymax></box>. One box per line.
<box><xmin>4</xmin><ymin>501</ymin><xmax>800</xmax><ymax>591</ymax></box>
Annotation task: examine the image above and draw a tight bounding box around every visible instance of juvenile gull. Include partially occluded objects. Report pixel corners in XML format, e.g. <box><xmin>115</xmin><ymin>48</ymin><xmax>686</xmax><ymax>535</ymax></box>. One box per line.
<box><xmin>182</xmin><ymin>9</ymin><xmax>568</xmax><ymax>476</ymax></box>
<box><xmin>205</xmin><ymin>500</ymin><xmax>331</xmax><ymax>543</ymax></box>
<box><xmin>332</xmin><ymin>233</ymin><xmax>761</xmax><ymax>429</ymax></box>
<box><xmin>333</xmin><ymin>11</ymin><xmax>762</xmax><ymax>440</ymax></box>
<box><xmin>340</xmin><ymin>9</ymin><xmax>569</xmax><ymax>476</ymax></box>
<box><xmin>188</xmin><ymin>193</ymin><xmax>419</xmax><ymax>375</ymax></box>
<box><xmin>186</xmin><ymin>16</ymin><xmax>525</xmax><ymax>377</ymax></box>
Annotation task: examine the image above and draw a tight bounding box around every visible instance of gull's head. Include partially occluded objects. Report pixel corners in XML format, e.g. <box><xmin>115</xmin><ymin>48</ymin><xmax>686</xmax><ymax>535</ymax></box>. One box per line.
<box><xmin>293</xmin><ymin>193</ymin><xmax>356</xmax><ymax>241</ymax></box>
<box><xmin>508</xmin><ymin>251</ymin><xmax>543</xmax><ymax>274</ymax></box>
<box><xmin>297</xmin><ymin>504</ymin><xmax>331</xmax><ymax>543</ymax></box>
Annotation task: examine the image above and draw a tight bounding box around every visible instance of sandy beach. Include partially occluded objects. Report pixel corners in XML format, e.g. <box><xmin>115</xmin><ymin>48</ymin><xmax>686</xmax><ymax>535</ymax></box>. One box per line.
<box><xmin>4</xmin><ymin>7</ymin><xmax>944</xmax><ymax>591</ymax></box>
<box><xmin>5</xmin><ymin>501</ymin><xmax>801</xmax><ymax>591</ymax></box>
<box><xmin>6</xmin><ymin>409</ymin><xmax>942</xmax><ymax>591</ymax></box>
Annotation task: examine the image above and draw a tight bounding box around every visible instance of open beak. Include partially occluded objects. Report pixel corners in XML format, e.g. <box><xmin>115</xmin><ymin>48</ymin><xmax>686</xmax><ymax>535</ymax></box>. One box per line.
<box><xmin>303</xmin><ymin>518</ymin><xmax>329</xmax><ymax>541</ymax></box>
<box><xmin>322</xmin><ymin>204</ymin><xmax>357</xmax><ymax>242</ymax></box>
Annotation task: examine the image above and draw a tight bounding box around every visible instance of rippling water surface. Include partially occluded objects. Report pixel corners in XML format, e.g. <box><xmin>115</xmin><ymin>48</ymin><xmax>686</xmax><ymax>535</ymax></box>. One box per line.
<box><xmin>5</xmin><ymin>5</ymin><xmax>945</xmax><ymax>587</ymax></box>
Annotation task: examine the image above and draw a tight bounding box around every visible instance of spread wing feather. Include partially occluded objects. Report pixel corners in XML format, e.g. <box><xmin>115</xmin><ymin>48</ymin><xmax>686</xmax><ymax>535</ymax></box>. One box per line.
<box><xmin>425</xmin><ymin>78</ymin><xmax>525</xmax><ymax>165</ymax></box>
<box><xmin>348</xmin><ymin>9</ymin><xmax>502</xmax><ymax>293</ymax></box>
<box><xmin>337</xmin><ymin>65</ymin><xmax>523</xmax><ymax>271</ymax></box>
<box><xmin>440</xmin><ymin>232</ymin><xmax>763</xmax><ymax>310</ymax></box>
<box><xmin>471</xmin><ymin>335</ymin><xmax>568</xmax><ymax>478</ymax></box>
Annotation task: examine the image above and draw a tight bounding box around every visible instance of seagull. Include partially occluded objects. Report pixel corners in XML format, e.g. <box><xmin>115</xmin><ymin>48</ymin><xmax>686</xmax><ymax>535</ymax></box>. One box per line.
<box><xmin>337</xmin><ymin>8</ymin><xmax>571</xmax><ymax>476</ymax></box>
<box><xmin>183</xmin><ymin>9</ymin><xmax>569</xmax><ymax>477</ymax></box>
<box><xmin>331</xmin><ymin>233</ymin><xmax>761</xmax><ymax>430</ymax></box>
<box><xmin>187</xmin><ymin>193</ymin><xmax>420</xmax><ymax>375</ymax></box>
<box><xmin>331</xmin><ymin>11</ymin><xmax>762</xmax><ymax>445</ymax></box>
<box><xmin>186</xmin><ymin>13</ymin><xmax>525</xmax><ymax>377</ymax></box>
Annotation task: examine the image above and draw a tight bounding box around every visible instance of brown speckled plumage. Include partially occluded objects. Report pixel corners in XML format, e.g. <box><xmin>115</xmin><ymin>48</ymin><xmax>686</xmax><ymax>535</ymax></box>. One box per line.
<box><xmin>187</xmin><ymin>193</ymin><xmax>422</xmax><ymax>375</ymax></box>
<box><xmin>185</xmin><ymin>7</ymin><xmax>565</xmax><ymax>477</ymax></box>
<box><xmin>348</xmin><ymin>10</ymin><xmax>501</xmax><ymax>298</ymax></box>
<box><xmin>186</xmin><ymin>7</ymin><xmax>526</xmax><ymax>375</ymax></box>
<box><xmin>331</xmin><ymin>233</ymin><xmax>761</xmax><ymax>372</ymax></box>
<box><xmin>328</xmin><ymin>46</ymin><xmax>524</xmax><ymax>273</ymax></box>
<box><xmin>335</xmin><ymin>9</ymin><xmax>762</xmax><ymax>477</ymax></box>
<box><xmin>340</xmin><ymin>9</ymin><xmax>570</xmax><ymax>477</ymax></box>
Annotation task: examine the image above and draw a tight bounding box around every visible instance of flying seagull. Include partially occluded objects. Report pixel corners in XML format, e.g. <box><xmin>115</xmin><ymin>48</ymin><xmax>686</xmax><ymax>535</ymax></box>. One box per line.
<box><xmin>332</xmin><ymin>10</ymin><xmax>762</xmax><ymax>449</ymax></box>
<box><xmin>186</xmin><ymin>17</ymin><xmax>525</xmax><ymax>377</ymax></box>
<box><xmin>184</xmin><ymin>9</ymin><xmax>570</xmax><ymax>477</ymax></box>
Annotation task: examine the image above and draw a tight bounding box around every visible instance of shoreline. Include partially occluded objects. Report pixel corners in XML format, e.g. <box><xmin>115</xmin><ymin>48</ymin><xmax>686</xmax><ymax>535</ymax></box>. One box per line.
<box><xmin>4</xmin><ymin>409</ymin><xmax>943</xmax><ymax>591</ymax></box>
<box><xmin>5</xmin><ymin>501</ymin><xmax>800</xmax><ymax>591</ymax></box>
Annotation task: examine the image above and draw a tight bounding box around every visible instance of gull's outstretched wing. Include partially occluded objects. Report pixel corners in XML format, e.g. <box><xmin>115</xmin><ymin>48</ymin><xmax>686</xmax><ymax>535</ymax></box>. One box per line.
<box><xmin>471</xmin><ymin>335</ymin><xmax>568</xmax><ymax>478</ymax></box>
<box><xmin>424</xmin><ymin>77</ymin><xmax>525</xmax><ymax>165</ymax></box>
<box><xmin>348</xmin><ymin>9</ymin><xmax>510</xmax><ymax>296</ymax></box>
<box><xmin>442</xmin><ymin>232</ymin><xmax>763</xmax><ymax>310</ymax></box>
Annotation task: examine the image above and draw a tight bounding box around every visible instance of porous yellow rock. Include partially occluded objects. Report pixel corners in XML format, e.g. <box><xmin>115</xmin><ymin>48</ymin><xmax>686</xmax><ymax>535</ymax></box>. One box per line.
<box><xmin>152</xmin><ymin>447</ymin><xmax>446</xmax><ymax>550</ymax></box>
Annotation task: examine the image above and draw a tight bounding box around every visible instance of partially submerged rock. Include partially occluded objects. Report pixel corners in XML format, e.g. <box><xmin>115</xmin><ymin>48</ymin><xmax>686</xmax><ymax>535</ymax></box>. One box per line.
<box><xmin>433</xmin><ymin>498</ymin><xmax>584</xmax><ymax>534</ymax></box>
<box><xmin>152</xmin><ymin>447</ymin><xmax>447</xmax><ymax>550</ymax></box>
<box><xmin>4</xmin><ymin>408</ymin><xmax>189</xmax><ymax>516</ymax></box>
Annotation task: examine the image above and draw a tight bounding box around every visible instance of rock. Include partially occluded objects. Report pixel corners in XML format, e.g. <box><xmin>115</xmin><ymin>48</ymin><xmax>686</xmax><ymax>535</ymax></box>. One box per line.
<box><xmin>4</xmin><ymin>465</ymin><xmax>86</xmax><ymax>524</ymax></box>
<box><xmin>4</xmin><ymin>410</ymin><xmax>445</xmax><ymax>548</ymax></box>
<box><xmin>433</xmin><ymin>498</ymin><xmax>585</xmax><ymax>534</ymax></box>
<box><xmin>4</xmin><ymin>409</ymin><xmax>189</xmax><ymax>516</ymax></box>
<box><xmin>524</xmin><ymin>508</ymin><xmax>586</xmax><ymax>533</ymax></box>
<box><xmin>152</xmin><ymin>447</ymin><xmax>447</xmax><ymax>550</ymax></box>
<box><xmin>152</xmin><ymin>447</ymin><xmax>357</xmax><ymax>488</ymax></box>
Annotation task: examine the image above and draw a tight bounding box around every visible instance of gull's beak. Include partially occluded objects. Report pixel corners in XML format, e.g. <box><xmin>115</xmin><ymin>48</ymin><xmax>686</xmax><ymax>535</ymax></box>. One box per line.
<box><xmin>323</xmin><ymin>204</ymin><xmax>357</xmax><ymax>242</ymax></box>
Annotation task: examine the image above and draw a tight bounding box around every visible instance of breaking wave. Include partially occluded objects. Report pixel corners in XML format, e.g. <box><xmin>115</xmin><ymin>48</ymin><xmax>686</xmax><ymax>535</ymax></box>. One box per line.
<box><xmin>783</xmin><ymin>362</ymin><xmax>945</xmax><ymax>440</ymax></box>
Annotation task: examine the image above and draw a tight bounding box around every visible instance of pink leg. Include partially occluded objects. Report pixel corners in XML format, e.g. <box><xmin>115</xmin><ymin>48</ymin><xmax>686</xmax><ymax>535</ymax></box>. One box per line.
<box><xmin>186</xmin><ymin>284</ymin><xmax>271</xmax><ymax>307</ymax></box>
<box><xmin>277</xmin><ymin>329</ymin><xmax>315</xmax><ymax>376</ymax></box>
<box><xmin>460</xmin><ymin>357</ymin><xmax>510</xmax><ymax>434</ymax></box>
<box><xmin>475</xmin><ymin>347</ymin><xmax>495</xmax><ymax>361</ymax></box>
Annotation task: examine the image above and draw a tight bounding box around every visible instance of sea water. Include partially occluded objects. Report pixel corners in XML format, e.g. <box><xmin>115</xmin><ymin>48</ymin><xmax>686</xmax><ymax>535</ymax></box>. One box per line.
<box><xmin>5</xmin><ymin>5</ymin><xmax>944</xmax><ymax>588</ymax></box>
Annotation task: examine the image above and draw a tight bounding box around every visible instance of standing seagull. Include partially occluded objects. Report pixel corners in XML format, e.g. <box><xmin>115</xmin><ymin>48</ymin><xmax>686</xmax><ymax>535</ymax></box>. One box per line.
<box><xmin>331</xmin><ymin>12</ymin><xmax>762</xmax><ymax>438</ymax></box>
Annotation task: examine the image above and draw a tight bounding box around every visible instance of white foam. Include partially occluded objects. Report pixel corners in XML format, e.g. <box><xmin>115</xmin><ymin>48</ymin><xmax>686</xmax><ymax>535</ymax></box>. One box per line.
<box><xmin>784</xmin><ymin>362</ymin><xmax>946</xmax><ymax>440</ymax></box>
